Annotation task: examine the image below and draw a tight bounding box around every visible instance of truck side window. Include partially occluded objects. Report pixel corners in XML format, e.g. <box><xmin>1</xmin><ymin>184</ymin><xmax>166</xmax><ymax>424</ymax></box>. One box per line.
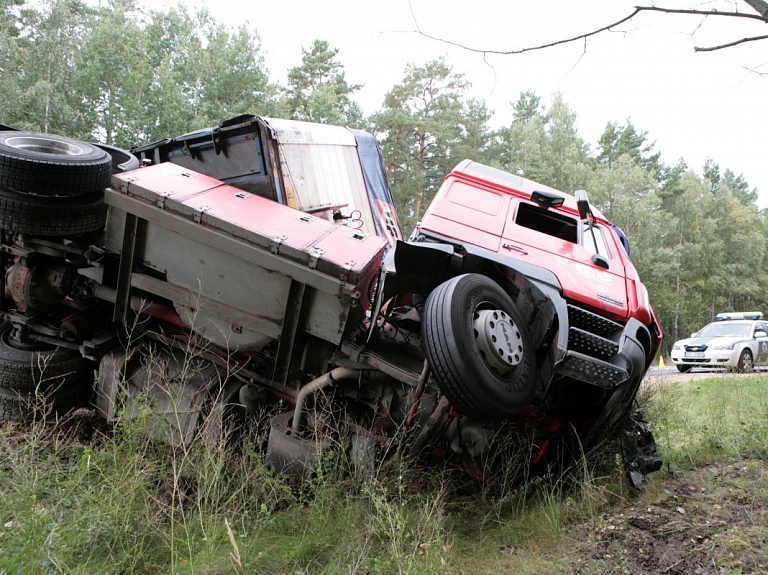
<box><xmin>515</xmin><ymin>202</ymin><xmax>578</xmax><ymax>243</ymax></box>
<box><xmin>581</xmin><ymin>223</ymin><xmax>612</xmax><ymax>259</ymax></box>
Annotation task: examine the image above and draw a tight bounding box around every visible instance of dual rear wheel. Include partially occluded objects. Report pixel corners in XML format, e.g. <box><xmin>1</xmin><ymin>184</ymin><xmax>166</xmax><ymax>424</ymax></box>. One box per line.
<box><xmin>0</xmin><ymin>131</ymin><xmax>115</xmax><ymax>236</ymax></box>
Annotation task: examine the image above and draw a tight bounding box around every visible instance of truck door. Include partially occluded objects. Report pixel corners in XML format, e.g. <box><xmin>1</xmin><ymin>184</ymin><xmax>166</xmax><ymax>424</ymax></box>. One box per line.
<box><xmin>502</xmin><ymin>204</ymin><xmax>629</xmax><ymax>320</ymax></box>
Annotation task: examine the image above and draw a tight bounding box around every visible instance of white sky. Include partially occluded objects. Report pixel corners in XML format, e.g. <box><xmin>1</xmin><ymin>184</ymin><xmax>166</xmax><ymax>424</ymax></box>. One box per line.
<box><xmin>148</xmin><ymin>0</ymin><xmax>768</xmax><ymax>206</ymax></box>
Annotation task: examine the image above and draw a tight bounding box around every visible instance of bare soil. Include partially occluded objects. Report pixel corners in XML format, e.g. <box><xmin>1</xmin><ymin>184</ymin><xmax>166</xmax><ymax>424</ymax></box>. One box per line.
<box><xmin>561</xmin><ymin>372</ymin><xmax>768</xmax><ymax>574</ymax></box>
<box><xmin>567</xmin><ymin>461</ymin><xmax>768</xmax><ymax>574</ymax></box>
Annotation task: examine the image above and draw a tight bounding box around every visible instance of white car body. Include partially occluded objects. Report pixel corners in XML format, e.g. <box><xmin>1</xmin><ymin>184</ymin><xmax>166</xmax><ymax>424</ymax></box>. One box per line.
<box><xmin>670</xmin><ymin>313</ymin><xmax>768</xmax><ymax>372</ymax></box>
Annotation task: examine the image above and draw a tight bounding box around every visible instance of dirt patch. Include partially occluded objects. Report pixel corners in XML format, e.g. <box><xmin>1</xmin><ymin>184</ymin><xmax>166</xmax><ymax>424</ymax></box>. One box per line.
<box><xmin>567</xmin><ymin>461</ymin><xmax>768</xmax><ymax>574</ymax></box>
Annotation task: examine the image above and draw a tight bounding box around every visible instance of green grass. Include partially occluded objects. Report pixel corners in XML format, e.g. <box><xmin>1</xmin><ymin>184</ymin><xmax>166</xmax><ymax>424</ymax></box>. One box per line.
<box><xmin>0</xmin><ymin>372</ymin><xmax>766</xmax><ymax>574</ymax></box>
<box><xmin>643</xmin><ymin>372</ymin><xmax>768</xmax><ymax>465</ymax></box>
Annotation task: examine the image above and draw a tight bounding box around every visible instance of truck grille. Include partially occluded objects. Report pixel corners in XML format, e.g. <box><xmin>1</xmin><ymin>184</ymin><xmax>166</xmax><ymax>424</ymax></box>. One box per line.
<box><xmin>568</xmin><ymin>305</ymin><xmax>622</xmax><ymax>338</ymax></box>
<box><xmin>568</xmin><ymin>327</ymin><xmax>619</xmax><ymax>360</ymax></box>
<box><xmin>556</xmin><ymin>305</ymin><xmax>628</xmax><ymax>388</ymax></box>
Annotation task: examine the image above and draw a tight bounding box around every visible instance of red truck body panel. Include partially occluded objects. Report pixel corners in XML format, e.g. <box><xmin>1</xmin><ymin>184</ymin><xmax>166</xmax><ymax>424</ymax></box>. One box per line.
<box><xmin>113</xmin><ymin>162</ymin><xmax>388</xmax><ymax>289</ymax></box>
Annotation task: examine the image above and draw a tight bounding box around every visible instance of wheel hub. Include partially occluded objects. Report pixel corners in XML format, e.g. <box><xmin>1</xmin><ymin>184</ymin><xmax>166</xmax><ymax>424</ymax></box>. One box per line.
<box><xmin>473</xmin><ymin>309</ymin><xmax>524</xmax><ymax>375</ymax></box>
<box><xmin>6</xmin><ymin>135</ymin><xmax>85</xmax><ymax>156</ymax></box>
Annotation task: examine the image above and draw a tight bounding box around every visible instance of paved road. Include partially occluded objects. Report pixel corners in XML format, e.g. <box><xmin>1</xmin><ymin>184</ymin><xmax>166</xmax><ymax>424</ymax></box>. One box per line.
<box><xmin>647</xmin><ymin>366</ymin><xmax>677</xmax><ymax>377</ymax></box>
<box><xmin>645</xmin><ymin>365</ymin><xmax>767</xmax><ymax>379</ymax></box>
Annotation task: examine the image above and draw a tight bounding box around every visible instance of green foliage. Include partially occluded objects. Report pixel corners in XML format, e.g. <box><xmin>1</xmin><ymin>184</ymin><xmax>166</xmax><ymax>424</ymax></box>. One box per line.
<box><xmin>497</xmin><ymin>91</ymin><xmax>548</xmax><ymax>177</ymax></box>
<box><xmin>705</xmin><ymin>157</ymin><xmax>759</xmax><ymax>205</ymax></box>
<box><xmin>372</xmin><ymin>57</ymin><xmax>481</xmax><ymax>233</ymax></box>
<box><xmin>282</xmin><ymin>39</ymin><xmax>363</xmax><ymax>126</ymax></box>
<box><xmin>597</xmin><ymin>119</ymin><xmax>663</xmax><ymax>178</ymax></box>
<box><xmin>189</xmin><ymin>15</ymin><xmax>275</xmax><ymax>129</ymax></box>
<box><xmin>498</xmin><ymin>92</ymin><xmax>592</xmax><ymax>192</ymax></box>
<box><xmin>0</xmin><ymin>0</ymin><xmax>93</xmax><ymax>136</ymax></box>
<box><xmin>75</xmin><ymin>0</ymin><xmax>152</xmax><ymax>147</ymax></box>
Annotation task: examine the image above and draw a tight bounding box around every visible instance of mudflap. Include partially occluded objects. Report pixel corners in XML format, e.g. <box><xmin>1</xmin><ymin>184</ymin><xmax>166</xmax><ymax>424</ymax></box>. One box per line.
<box><xmin>620</xmin><ymin>413</ymin><xmax>662</xmax><ymax>489</ymax></box>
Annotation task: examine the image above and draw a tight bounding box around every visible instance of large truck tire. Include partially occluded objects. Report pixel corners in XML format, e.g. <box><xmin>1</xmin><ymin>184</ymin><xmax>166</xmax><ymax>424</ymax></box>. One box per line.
<box><xmin>0</xmin><ymin>323</ymin><xmax>95</xmax><ymax>392</ymax></box>
<box><xmin>0</xmin><ymin>188</ymin><xmax>107</xmax><ymax>235</ymax></box>
<box><xmin>0</xmin><ymin>379</ymin><xmax>92</xmax><ymax>423</ymax></box>
<box><xmin>422</xmin><ymin>273</ymin><xmax>536</xmax><ymax>421</ymax></box>
<box><xmin>0</xmin><ymin>131</ymin><xmax>112</xmax><ymax>196</ymax></box>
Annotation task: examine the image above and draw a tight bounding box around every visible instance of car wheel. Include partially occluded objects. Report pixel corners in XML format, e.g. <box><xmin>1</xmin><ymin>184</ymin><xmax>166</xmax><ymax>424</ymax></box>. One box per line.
<box><xmin>0</xmin><ymin>131</ymin><xmax>111</xmax><ymax>196</ymax></box>
<box><xmin>737</xmin><ymin>349</ymin><xmax>753</xmax><ymax>373</ymax></box>
<box><xmin>0</xmin><ymin>323</ymin><xmax>95</xmax><ymax>392</ymax></box>
<box><xmin>422</xmin><ymin>273</ymin><xmax>536</xmax><ymax>421</ymax></box>
<box><xmin>675</xmin><ymin>364</ymin><xmax>692</xmax><ymax>373</ymax></box>
<box><xmin>0</xmin><ymin>187</ymin><xmax>107</xmax><ymax>235</ymax></box>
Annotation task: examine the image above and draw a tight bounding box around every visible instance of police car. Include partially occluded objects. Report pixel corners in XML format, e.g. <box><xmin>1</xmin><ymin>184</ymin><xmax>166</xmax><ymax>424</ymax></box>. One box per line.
<box><xmin>670</xmin><ymin>312</ymin><xmax>768</xmax><ymax>373</ymax></box>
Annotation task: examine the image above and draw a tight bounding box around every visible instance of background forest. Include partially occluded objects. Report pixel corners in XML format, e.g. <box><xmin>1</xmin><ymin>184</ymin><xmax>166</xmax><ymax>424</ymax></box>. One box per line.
<box><xmin>1</xmin><ymin>0</ymin><xmax>766</xmax><ymax>354</ymax></box>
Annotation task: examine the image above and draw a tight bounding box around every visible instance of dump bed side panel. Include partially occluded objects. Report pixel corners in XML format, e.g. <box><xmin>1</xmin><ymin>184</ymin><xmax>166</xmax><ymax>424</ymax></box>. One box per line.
<box><xmin>108</xmin><ymin>164</ymin><xmax>388</xmax><ymax>349</ymax></box>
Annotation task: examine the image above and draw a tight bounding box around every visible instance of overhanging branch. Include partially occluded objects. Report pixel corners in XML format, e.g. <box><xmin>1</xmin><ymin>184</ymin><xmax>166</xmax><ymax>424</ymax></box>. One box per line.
<box><xmin>743</xmin><ymin>0</ymin><xmax>768</xmax><ymax>19</ymax></box>
<box><xmin>411</xmin><ymin>4</ymin><xmax>768</xmax><ymax>56</ymax></box>
<box><xmin>695</xmin><ymin>33</ymin><xmax>768</xmax><ymax>51</ymax></box>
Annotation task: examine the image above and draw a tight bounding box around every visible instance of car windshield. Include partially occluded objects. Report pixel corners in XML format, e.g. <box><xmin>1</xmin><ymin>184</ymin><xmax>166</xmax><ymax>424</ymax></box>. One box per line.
<box><xmin>696</xmin><ymin>322</ymin><xmax>752</xmax><ymax>338</ymax></box>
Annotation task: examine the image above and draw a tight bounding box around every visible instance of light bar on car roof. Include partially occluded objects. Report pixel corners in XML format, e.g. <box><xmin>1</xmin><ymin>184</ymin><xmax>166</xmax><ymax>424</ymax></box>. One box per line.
<box><xmin>716</xmin><ymin>311</ymin><xmax>763</xmax><ymax>321</ymax></box>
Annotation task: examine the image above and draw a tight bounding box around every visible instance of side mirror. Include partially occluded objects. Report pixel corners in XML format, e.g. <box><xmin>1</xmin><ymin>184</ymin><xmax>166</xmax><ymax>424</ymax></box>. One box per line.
<box><xmin>531</xmin><ymin>189</ymin><xmax>565</xmax><ymax>208</ymax></box>
<box><xmin>574</xmin><ymin>189</ymin><xmax>590</xmax><ymax>220</ymax></box>
<box><xmin>755</xmin><ymin>330</ymin><xmax>767</xmax><ymax>338</ymax></box>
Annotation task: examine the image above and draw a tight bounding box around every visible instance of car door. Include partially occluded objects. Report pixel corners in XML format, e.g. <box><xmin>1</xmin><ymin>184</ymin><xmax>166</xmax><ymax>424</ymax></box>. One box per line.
<box><xmin>754</xmin><ymin>322</ymin><xmax>768</xmax><ymax>365</ymax></box>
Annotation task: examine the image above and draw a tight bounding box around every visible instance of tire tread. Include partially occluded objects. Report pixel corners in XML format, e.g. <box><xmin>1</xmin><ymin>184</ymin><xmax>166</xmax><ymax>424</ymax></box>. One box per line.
<box><xmin>0</xmin><ymin>190</ymin><xmax>107</xmax><ymax>235</ymax></box>
<box><xmin>0</xmin><ymin>132</ymin><xmax>112</xmax><ymax>196</ymax></box>
<box><xmin>422</xmin><ymin>274</ymin><xmax>536</xmax><ymax>421</ymax></box>
<box><xmin>0</xmin><ymin>324</ymin><xmax>95</xmax><ymax>391</ymax></box>
<box><xmin>0</xmin><ymin>380</ymin><xmax>92</xmax><ymax>422</ymax></box>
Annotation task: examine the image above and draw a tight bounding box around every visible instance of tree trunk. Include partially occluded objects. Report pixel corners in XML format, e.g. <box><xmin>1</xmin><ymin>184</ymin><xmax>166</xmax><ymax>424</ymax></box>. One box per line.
<box><xmin>414</xmin><ymin>134</ymin><xmax>426</xmax><ymax>222</ymax></box>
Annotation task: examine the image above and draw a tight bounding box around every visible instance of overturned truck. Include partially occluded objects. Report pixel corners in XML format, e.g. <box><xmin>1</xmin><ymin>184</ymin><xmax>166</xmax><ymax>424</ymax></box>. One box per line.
<box><xmin>0</xmin><ymin>115</ymin><xmax>663</xmax><ymax>482</ymax></box>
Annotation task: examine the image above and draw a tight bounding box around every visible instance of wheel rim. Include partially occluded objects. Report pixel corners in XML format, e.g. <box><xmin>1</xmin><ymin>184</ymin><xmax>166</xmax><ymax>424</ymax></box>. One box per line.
<box><xmin>742</xmin><ymin>353</ymin><xmax>753</xmax><ymax>371</ymax></box>
<box><xmin>5</xmin><ymin>136</ymin><xmax>85</xmax><ymax>156</ymax></box>
<box><xmin>473</xmin><ymin>307</ymin><xmax>524</xmax><ymax>376</ymax></box>
<box><xmin>2</xmin><ymin>324</ymin><xmax>50</xmax><ymax>352</ymax></box>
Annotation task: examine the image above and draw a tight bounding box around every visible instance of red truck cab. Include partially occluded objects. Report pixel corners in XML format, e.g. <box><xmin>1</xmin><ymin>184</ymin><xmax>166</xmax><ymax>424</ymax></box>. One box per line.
<box><xmin>382</xmin><ymin>160</ymin><xmax>662</xmax><ymax>453</ymax></box>
<box><xmin>419</xmin><ymin>160</ymin><xmax>650</xmax><ymax>325</ymax></box>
